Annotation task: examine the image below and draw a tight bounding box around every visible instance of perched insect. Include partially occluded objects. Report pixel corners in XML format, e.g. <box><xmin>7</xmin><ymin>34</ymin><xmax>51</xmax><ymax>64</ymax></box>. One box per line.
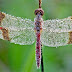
<box><xmin>0</xmin><ymin>0</ymin><xmax>72</xmax><ymax>69</ymax></box>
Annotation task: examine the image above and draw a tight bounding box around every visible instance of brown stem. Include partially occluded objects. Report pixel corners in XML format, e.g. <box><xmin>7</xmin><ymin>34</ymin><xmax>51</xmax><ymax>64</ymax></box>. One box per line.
<box><xmin>39</xmin><ymin>0</ymin><xmax>42</xmax><ymax>8</ymax></box>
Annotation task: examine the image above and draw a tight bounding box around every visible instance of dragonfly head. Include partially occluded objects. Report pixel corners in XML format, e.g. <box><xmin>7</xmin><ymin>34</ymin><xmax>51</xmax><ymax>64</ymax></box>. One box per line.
<box><xmin>34</xmin><ymin>8</ymin><xmax>44</xmax><ymax>16</ymax></box>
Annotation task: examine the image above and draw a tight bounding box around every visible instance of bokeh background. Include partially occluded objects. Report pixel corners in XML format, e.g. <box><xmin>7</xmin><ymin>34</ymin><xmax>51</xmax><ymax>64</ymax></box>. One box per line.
<box><xmin>0</xmin><ymin>0</ymin><xmax>72</xmax><ymax>72</ymax></box>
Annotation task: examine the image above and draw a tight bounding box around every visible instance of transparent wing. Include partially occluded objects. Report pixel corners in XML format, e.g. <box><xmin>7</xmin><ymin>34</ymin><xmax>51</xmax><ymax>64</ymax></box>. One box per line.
<box><xmin>41</xmin><ymin>17</ymin><xmax>72</xmax><ymax>47</ymax></box>
<box><xmin>0</xmin><ymin>12</ymin><xmax>35</xmax><ymax>45</ymax></box>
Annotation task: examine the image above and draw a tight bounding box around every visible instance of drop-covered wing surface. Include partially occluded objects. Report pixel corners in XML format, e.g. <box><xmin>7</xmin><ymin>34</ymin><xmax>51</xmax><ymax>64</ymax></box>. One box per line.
<box><xmin>0</xmin><ymin>12</ymin><xmax>36</xmax><ymax>45</ymax></box>
<box><xmin>0</xmin><ymin>12</ymin><xmax>72</xmax><ymax>47</ymax></box>
<box><xmin>41</xmin><ymin>17</ymin><xmax>72</xmax><ymax>47</ymax></box>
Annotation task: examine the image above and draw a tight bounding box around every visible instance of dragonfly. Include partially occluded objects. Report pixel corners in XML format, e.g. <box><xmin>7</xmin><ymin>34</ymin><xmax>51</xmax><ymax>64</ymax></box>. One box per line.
<box><xmin>0</xmin><ymin>0</ymin><xmax>72</xmax><ymax>69</ymax></box>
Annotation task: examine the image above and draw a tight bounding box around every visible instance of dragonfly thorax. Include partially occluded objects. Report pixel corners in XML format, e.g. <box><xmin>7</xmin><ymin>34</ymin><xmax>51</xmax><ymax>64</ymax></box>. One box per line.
<box><xmin>34</xmin><ymin>14</ymin><xmax>43</xmax><ymax>33</ymax></box>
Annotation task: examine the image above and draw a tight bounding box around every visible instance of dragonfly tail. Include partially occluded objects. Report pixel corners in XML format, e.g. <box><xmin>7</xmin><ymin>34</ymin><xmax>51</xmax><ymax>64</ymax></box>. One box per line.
<box><xmin>36</xmin><ymin>32</ymin><xmax>41</xmax><ymax>68</ymax></box>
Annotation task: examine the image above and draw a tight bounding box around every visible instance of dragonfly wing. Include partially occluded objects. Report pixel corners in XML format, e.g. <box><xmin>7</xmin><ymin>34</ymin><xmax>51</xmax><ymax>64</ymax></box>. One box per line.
<box><xmin>41</xmin><ymin>17</ymin><xmax>72</xmax><ymax>47</ymax></box>
<box><xmin>0</xmin><ymin>12</ymin><xmax>35</xmax><ymax>45</ymax></box>
<box><xmin>1</xmin><ymin>12</ymin><xmax>34</xmax><ymax>29</ymax></box>
<box><xmin>9</xmin><ymin>28</ymin><xmax>35</xmax><ymax>45</ymax></box>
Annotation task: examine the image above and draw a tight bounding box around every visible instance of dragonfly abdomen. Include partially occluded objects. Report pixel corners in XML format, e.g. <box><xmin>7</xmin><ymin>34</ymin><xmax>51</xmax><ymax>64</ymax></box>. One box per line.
<box><xmin>36</xmin><ymin>32</ymin><xmax>41</xmax><ymax>68</ymax></box>
<box><xmin>35</xmin><ymin>16</ymin><xmax>42</xmax><ymax>68</ymax></box>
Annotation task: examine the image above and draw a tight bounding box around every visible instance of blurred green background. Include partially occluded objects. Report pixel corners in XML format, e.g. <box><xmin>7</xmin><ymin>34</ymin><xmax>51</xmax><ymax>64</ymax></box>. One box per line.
<box><xmin>0</xmin><ymin>0</ymin><xmax>72</xmax><ymax>72</ymax></box>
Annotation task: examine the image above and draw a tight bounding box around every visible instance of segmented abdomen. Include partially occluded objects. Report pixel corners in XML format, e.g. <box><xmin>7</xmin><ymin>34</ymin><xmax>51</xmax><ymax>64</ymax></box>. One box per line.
<box><xmin>36</xmin><ymin>32</ymin><xmax>41</xmax><ymax>68</ymax></box>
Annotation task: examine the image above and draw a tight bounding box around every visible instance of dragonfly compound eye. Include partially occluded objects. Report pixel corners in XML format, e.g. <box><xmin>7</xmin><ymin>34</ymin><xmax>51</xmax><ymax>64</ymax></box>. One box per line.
<box><xmin>39</xmin><ymin>9</ymin><xmax>44</xmax><ymax>16</ymax></box>
<box><xmin>34</xmin><ymin>8</ymin><xmax>44</xmax><ymax>16</ymax></box>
